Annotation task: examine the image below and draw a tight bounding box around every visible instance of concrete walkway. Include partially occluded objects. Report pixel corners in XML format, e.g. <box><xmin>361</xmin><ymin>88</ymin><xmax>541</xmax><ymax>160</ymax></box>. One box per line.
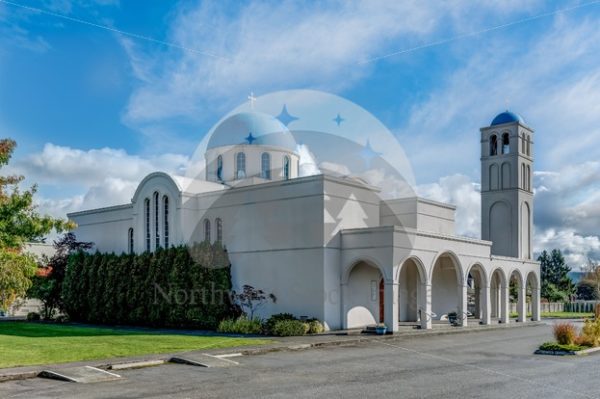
<box><xmin>0</xmin><ymin>320</ymin><xmax>541</xmax><ymax>383</ymax></box>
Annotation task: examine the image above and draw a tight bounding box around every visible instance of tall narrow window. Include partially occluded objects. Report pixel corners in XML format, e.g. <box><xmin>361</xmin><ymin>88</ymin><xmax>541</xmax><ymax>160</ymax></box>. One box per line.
<box><xmin>283</xmin><ymin>155</ymin><xmax>290</xmax><ymax>180</ymax></box>
<box><xmin>163</xmin><ymin>195</ymin><xmax>169</xmax><ymax>248</ymax></box>
<box><xmin>128</xmin><ymin>228</ymin><xmax>134</xmax><ymax>254</ymax></box>
<box><xmin>526</xmin><ymin>165</ymin><xmax>531</xmax><ymax>191</ymax></box>
<box><xmin>261</xmin><ymin>152</ymin><xmax>271</xmax><ymax>179</ymax></box>
<box><xmin>236</xmin><ymin>152</ymin><xmax>246</xmax><ymax>179</ymax></box>
<box><xmin>521</xmin><ymin>163</ymin><xmax>526</xmax><ymax>189</ymax></box>
<box><xmin>489</xmin><ymin>135</ymin><xmax>498</xmax><ymax>156</ymax></box>
<box><xmin>216</xmin><ymin>218</ymin><xmax>223</xmax><ymax>242</ymax></box>
<box><xmin>521</xmin><ymin>135</ymin><xmax>526</xmax><ymax>154</ymax></box>
<box><xmin>526</xmin><ymin>135</ymin><xmax>531</xmax><ymax>156</ymax></box>
<box><xmin>502</xmin><ymin>133</ymin><xmax>510</xmax><ymax>154</ymax></box>
<box><xmin>154</xmin><ymin>191</ymin><xmax>160</xmax><ymax>249</ymax></box>
<box><xmin>216</xmin><ymin>155</ymin><xmax>223</xmax><ymax>181</ymax></box>
<box><xmin>144</xmin><ymin>198</ymin><xmax>151</xmax><ymax>252</ymax></box>
<box><xmin>204</xmin><ymin>219</ymin><xmax>211</xmax><ymax>242</ymax></box>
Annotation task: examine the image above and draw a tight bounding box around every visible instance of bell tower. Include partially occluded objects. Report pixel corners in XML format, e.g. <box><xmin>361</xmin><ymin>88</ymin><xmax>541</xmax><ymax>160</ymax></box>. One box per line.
<box><xmin>480</xmin><ymin>111</ymin><xmax>533</xmax><ymax>259</ymax></box>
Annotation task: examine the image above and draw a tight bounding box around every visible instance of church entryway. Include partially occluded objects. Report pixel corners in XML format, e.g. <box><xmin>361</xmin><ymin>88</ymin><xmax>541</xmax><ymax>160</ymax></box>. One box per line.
<box><xmin>344</xmin><ymin>261</ymin><xmax>384</xmax><ymax>329</ymax></box>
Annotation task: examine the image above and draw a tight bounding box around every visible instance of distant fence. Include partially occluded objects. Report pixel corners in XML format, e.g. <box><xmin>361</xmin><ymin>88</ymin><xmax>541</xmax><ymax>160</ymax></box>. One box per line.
<box><xmin>510</xmin><ymin>301</ymin><xmax>600</xmax><ymax>314</ymax></box>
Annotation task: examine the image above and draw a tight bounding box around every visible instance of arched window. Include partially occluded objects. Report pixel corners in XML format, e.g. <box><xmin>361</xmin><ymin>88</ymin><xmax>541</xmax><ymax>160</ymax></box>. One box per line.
<box><xmin>144</xmin><ymin>198</ymin><xmax>151</xmax><ymax>252</ymax></box>
<box><xmin>204</xmin><ymin>218</ymin><xmax>211</xmax><ymax>242</ymax></box>
<box><xmin>163</xmin><ymin>195</ymin><xmax>169</xmax><ymax>248</ymax></box>
<box><xmin>216</xmin><ymin>155</ymin><xmax>223</xmax><ymax>181</ymax></box>
<box><xmin>236</xmin><ymin>152</ymin><xmax>246</xmax><ymax>179</ymax></box>
<box><xmin>521</xmin><ymin>163</ymin><xmax>526</xmax><ymax>189</ymax></box>
<box><xmin>489</xmin><ymin>135</ymin><xmax>498</xmax><ymax>156</ymax></box>
<box><xmin>526</xmin><ymin>135</ymin><xmax>531</xmax><ymax>156</ymax></box>
<box><xmin>128</xmin><ymin>228</ymin><xmax>134</xmax><ymax>254</ymax></box>
<box><xmin>526</xmin><ymin>165</ymin><xmax>531</xmax><ymax>191</ymax></box>
<box><xmin>216</xmin><ymin>218</ymin><xmax>223</xmax><ymax>242</ymax></box>
<box><xmin>521</xmin><ymin>134</ymin><xmax>526</xmax><ymax>154</ymax></box>
<box><xmin>283</xmin><ymin>155</ymin><xmax>290</xmax><ymax>180</ymax></box>
<box><xmin>502</xmin><ymin>133</ymin><xmax>510</xmax><ymax>154</ymax></box>
<box><xmin>154</xmin><ymin>191</ymin><xmax>160</xmax><ymax>249</ymax></box>
<box><xmin>261</xmin><ymin>152</ymin><xmax>271</xmax><ymax>179</ymax></box>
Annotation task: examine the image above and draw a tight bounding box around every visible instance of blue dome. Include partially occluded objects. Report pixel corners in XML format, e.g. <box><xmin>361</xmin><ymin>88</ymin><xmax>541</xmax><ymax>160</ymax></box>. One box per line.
<box><xmin>490</xmin><ymin>111</ymin><xmax>524</xmax><ymax>126</ymax></box>
<box><xmin>207</xmin><ymin>112</ymin><xmax>297</xmax><ymax>152</ymax></box>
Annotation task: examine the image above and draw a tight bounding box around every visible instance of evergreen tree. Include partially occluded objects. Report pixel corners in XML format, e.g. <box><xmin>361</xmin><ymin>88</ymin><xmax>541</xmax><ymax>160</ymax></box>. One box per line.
<box><xmin>538</xmin><ymin>249</ymin><xmax>574</xmax><ymax>301</ymax></box>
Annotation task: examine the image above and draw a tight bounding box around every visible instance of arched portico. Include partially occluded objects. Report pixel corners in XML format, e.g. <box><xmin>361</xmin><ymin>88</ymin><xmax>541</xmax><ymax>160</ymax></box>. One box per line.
<box><xmin>527</xmin><ymin>271</ymin><xmax>541</xmax><ymax>321</ymax></box>
<box><xmin>510</xmin><ymin>269</ymin><xmax>526</xmax><ymax>322</ymax></box>
<box><xmin>490</xmin><ymin>268</ymin><xmax>509</xmax><ymax>323</ymax></box>
<box><xmin>397</xmin><ymin>257</ymin><xmax>427</xmax><ymax>329</ymax></box>
<box><xmin>342</xmin><ymin>260</ymin><xmax>386</xmax><ymax>330</ymax></box>
<box><xmin>466</xmin><ymin>263</ymin><xmax>490</xmax><ymax>325</ymax></box>
<box><xmin>430</xmin><ymin>251</ymin><xmax>467</xmax><ymax>326</ymax></box>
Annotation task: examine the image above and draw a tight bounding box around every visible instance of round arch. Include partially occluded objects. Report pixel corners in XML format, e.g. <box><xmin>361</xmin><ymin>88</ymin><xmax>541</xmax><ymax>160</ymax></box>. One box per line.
<box><xmin>430</xmin><ymin>251</ymin><xmax>464</xmax><ymax>321</ymax></box>
<box><xmin>465</xmin><ymin>263</ymin><xmax>487</xmax><ymax>322</ymax></box>
<box><xmin>342</xmin><ymin>256</ymin><xmax>387</xmax><ymax>285</ymax></box>
<box><xmin>343</xmin><ymin>258</ymin><xmax>386</xmax><ymax>329</ymax></box>
<box><xmin>490</xmin><ymin>268</ymin><xmax>508</xmax><ymax>322</ymax></box>
<box><xmin>396</xmin><ymin>256</ymin><xmax>427</xmax><ymax>323</ymax></box>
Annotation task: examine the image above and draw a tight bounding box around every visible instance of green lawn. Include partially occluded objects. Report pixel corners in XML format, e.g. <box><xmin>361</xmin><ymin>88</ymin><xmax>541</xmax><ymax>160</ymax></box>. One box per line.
<box><xmin>541</xmin><ymin>311</ymin><xmax>594</xmax><ymax>319</ymax></box>
<box><xmin>0</xmin><ymin>322</ymin><xmax>270</xmax><ymax>369</ymax></box>
<box><xmin>509</xmin><ymin>311</ymin><xmax>594</xmax><ymax>319</ymax></box>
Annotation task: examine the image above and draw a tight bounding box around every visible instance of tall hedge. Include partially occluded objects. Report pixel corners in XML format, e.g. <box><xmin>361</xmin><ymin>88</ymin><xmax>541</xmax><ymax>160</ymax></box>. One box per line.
<box><xmin>62</xmin><ymin>242</ymin><xmax>234</xmax><ymax>329</ymax></box>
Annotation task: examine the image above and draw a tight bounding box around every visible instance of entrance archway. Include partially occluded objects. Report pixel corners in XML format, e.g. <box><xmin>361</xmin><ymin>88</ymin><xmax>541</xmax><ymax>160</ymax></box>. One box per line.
<box><xmin>398</xmin><ymin>257</ymin><xmax>425</xmax><ymax>323</ymax></box>
<box><xmin>467</xmin><ymin>264</ymin><xmax>487</xmax><ymax>321</ymax></box>
<box><xmin>431</xmin><ymin>252</ymin><xmax>463</xmax><ymax>322</ymax></box>
<box><xmin>344</xmin><ymin>260</ymin><xmax>384</xmax><ymax>329</ymax></box>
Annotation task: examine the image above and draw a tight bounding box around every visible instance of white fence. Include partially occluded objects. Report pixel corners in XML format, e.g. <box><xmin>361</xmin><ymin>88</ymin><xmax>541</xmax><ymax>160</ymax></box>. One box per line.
<box><xmin>510</xmin><ymin>301</ymin><xmax>600</xmax><ymax>314</ymax></box>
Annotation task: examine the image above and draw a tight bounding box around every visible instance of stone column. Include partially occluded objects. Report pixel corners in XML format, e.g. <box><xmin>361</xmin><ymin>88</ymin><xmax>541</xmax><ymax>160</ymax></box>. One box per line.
<box><xmin>532</xmin><ymin>285</ymin><xmax>541</xmax><ymax>322</ymax></box>
<box><xmin>420</xmin><ymin>283</ymin><xmax>433</xmax><ymax>330</ymax></box>
<box><xmin>384</xmin><ymin>281</ymin><xmax>399</xmax><ymax>333</ymax></box>
<box><xmin>481</xmin><ymin>284</ymin><xmax>492</xmax><ymax>325</ymax></box>
<box><xmin>340</xmin><ymin>283</ymin><xmax>347</xmax><ymax>330</ymax></box>
<box><xmin>460</xmin><ymin>283</ymin><xmax>468</xmax><ymax>327</ymax></box>
<box><xmin>500</xmin><ymin>284</ymin><xmax>510</xmax><ymax>324</ymax></box>
<box><xmin>517</xmin><ymin>284</ymin><xmax>527</xmax><ymax>323</ymax></box>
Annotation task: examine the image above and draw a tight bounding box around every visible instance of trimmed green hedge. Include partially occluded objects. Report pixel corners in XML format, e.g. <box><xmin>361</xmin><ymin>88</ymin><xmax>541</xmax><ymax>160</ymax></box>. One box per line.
<box><xmin>62</xmin><ymin>242</ymin><xmax>235</xmax><ymax>329</ymax></box>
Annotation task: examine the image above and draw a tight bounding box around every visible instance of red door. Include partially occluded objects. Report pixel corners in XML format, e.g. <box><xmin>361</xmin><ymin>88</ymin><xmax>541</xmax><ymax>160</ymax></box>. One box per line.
<box><xmin>379</xmin><ymin>278</ymin><xmax>385</xmax><ymax>322</ymax></box>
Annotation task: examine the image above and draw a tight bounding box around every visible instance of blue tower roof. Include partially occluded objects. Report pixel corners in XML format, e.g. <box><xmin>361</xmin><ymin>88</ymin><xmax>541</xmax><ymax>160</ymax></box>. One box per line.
<box><xmin>490</xmin><ymin>111</ymin><xmax>525</xmax><ymax>126</ymax></box>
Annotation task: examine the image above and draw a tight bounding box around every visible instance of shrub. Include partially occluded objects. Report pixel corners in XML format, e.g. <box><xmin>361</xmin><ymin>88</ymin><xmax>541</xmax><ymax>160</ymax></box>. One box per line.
<box><xmin>217</xmin><ymin>316</ymin><xmax>263</xmax><ymax>335</ymax></box>
<box><xmin>308</xmin><ymin>319</ymin><xmax>324</xmax><ymax>334</ymax></box>
<box><xmin>26</xmin><ymin>312</ymin><xmax>41</xmax><ymax>321</ymax></box>
<box><xmin>54</xmin><ymin>314</ymin><xmax>70</xmax><ymax>324</ymax></box>
<box><xmin>539</xmin><ymin>342</ymin><xmax>585</xmax><ymax>352</ymax></box>
<box><xmin>62</xmin><ymin>244</ymin><xmax>234</xmax><ymax>329</ymax></box>
<box><xmin>271</xmin><ymin>319</ymin><xmax>307</xmax><ymax>337</ymax></box>
<box><xmin>574</xmin><ymin>334</ymin><xmax>595</xmax><ymax>348</ymax></box>
<box><xmin>265</xmin><ymin>313</ymin><xmax>297</xmax><ymax>334</ymax></box>
<box><xmin>580</xmin><ymin>318</ymin><xmax>600</xmax><ymax>347</ymax></box>
<box><xmin>553</xmin><ymin>322</ymin><xmax>577</xmax><ymax>345</ymax></box>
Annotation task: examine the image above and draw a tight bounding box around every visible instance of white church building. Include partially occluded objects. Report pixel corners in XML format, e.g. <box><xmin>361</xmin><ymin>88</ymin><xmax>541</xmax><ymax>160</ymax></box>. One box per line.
<box><xmin>69</xmin><ymin>110</ymin><xmax>540</xmax><ymax>332</ymax></box>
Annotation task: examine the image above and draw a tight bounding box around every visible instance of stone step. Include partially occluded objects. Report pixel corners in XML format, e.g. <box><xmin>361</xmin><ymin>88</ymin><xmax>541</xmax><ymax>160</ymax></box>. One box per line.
<box><xmin>169</xmin><ymin>353</ymin><xmax>239</xmax><ymax>368</ymax></box>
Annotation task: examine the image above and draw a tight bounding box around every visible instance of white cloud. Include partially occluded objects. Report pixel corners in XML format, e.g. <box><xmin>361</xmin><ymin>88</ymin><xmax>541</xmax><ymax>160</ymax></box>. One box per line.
<box><xmin>13</xmin><ymin>143</ymin><xmax>189</xmax><ymax>218</ymax></box>
<box><xmin>121</xmin><ymin>1</ymin><xmax>539</xmax><ymax>126</ymax></box>
<box><xmin>534</xmin><ymin>228</ymin><xmax>600</xmax><ymax>269</ymax></box>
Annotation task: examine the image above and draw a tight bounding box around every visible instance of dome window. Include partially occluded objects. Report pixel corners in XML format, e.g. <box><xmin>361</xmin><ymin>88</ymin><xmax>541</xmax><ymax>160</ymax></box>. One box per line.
<box><xmin>261</xmin><ymin>152</ymin><xmax>271</xmax><ymax>180</ymax></box>
<box><xmin>283</xmin><ymin>155</ymin><xmax>291</xmax><ymax>180</ymax></box>
<box><xmin>216</xmin><ymin>155</ymin><xmax>223</xmax><ymax>181</ymax></box>
<box><xmin>236</xmin><ymin>152</ymin><xmax>246</xmax><ymax>179</ymax></box>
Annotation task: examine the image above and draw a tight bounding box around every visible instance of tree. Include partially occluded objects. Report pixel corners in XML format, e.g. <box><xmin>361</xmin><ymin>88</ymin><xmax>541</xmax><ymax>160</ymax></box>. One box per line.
<box><xmin>28</xmin><ymin>233</ymin><xmax>93</xmax><ymax>319</ymax></box>
<box><xmin>538</xmin><ymin>249</ymin><xmax>574</xmax><ymax>302</ymax></box>
<box><xmin>576</xmin><ymin>280</ymin><xmax>598</xmax><ymax>301</ymax></box>
<box><xmin>230</xmin><ymin>285</ymin><xmax>276</xmax><ymax>319</ymax></box>
<box><xmin>582</xmin><ymin>258</ymin><xmax>600</xmax><ymax>299</ymax></box>
<box><xmin>0</xmin><ymin>139</ymin><xmax>73</xmax><ymax>311</ymax></box>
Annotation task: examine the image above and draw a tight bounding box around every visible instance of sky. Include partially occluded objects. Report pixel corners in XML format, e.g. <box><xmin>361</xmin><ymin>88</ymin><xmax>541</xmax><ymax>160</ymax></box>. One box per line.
<box><xmin>2</xmin><ymin>0</ymin><xmax>600</xmax><ymax>269</ymax></box>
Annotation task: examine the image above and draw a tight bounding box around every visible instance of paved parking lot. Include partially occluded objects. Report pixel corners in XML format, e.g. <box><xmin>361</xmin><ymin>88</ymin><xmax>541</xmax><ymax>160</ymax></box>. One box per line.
<box><xmin>2</xmin><ymin>321</ymin><xmax>599</xmax><ymax>399</ymax></box>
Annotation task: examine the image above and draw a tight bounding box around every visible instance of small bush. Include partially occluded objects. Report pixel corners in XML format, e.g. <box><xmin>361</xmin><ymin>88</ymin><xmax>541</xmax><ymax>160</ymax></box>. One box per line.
<box><xmin>581</xmin><ymin>318</ymin><xmax>600</xmax><ymax>347</ymax></box>
<box><xmin>308</xmin><ymin>320</ymin><xmax>324</xmax><ymax>334</ymax></box>
<box><xmin>271</xmin><ymin>319</ymin><xmax>308</xmax><ymax>337</ymax></box>
<box><xmin>26</xmin><ymin>312</ymin><xmax>41</xmax><ymax>321</ymax></box>
<box><xmin>265</xmin><ymin>313</ymin><xmax>297</xmax><ymax>334</ymax></box>
<box><xmin>217</xmin><ymin>316</ymin><xmax>263</xmax><ymax>335</ymax></box>
<box><xmin>553</xmin><ymin>322</ymin><xmax>577</xmax><ymax>345</ymax></box>
<box><xmin>574</xmin><ymin>334</ymin><xmax>595</xmax><ymax>347</ymax></box>
<box><xmin>539</xmin><ymin>342</ymin><xmax>585</xmax><ymax>352</ymax></box>
<box><xmin>54</xmin><ymin>315</ymin><xmax>70</xmax><ymax>324</ymax></box>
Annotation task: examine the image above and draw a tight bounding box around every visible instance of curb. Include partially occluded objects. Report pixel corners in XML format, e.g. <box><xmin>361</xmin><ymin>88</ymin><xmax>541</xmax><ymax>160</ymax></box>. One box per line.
<box><xmin>0</xmin><ymin>321</ymin><xmax>543</xmax><ymax>383</ymax></box>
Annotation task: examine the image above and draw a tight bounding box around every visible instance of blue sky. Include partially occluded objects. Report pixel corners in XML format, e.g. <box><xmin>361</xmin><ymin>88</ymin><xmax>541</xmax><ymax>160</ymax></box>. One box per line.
<box><xmin>2</xmin><ymin>0</ymin><xmax>600</xmax><ymax>268</ymax></box>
